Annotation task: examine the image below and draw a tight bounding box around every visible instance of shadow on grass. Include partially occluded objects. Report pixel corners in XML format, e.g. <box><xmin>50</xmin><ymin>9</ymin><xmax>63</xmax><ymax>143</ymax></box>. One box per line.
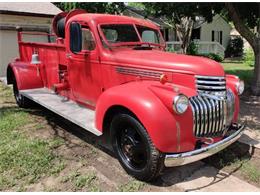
<box><xmin>225</xmin><ymin>69</ymin><xmax>253</xmax><ymax>87</ymax></box>
<box><xmin>0</xmin><ymin>104</ymin><xmax>255</xmax><ymax>190</ymax></box>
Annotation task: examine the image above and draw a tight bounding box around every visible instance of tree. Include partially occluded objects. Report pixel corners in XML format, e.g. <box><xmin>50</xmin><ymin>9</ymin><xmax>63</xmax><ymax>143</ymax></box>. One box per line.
<box><xmin>225</xmin><ymin>3</ymin><xmax>260</xmax><ymax>95</ymax></box>
<box><xmin>55</xmin><ymin>2</ymin><xmax>125</xmax><ymax>14</ymax></box>
<box><xmin>143</xmin><ymin>3</ymin><xmax>223</xmax><ymax>53</ymax></box>
<box><xmin>143</xmin><ymin>2</ymin><xmax>260</xmax><ymax>95</ymax></box>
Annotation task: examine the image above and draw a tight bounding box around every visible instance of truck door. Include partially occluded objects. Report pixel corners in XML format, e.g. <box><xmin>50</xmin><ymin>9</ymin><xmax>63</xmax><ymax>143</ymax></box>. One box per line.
<box><xmin>68</xmin><ymin>22</ymin><xmax>101</xmax><ymax>107</ymax></box>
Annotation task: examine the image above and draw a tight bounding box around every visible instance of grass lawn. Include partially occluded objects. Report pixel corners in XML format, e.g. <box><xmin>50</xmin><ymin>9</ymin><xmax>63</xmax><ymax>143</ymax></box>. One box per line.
<box><xmin>221</xmin><ymin>59</ymin><xmax>254</xmax><ymax>87</ymax></box>
<box><xmin>0</xmin><ymin>84</ymin><xmax>65</xmax><ymax>191</ymax></box>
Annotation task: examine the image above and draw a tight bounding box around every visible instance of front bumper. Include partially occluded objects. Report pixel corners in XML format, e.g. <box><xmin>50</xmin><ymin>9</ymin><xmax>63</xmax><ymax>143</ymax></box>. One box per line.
<box><xmin>164</xmin><ymin>124</ymin><xmax>245</xmax><ymax>167</ymax></box>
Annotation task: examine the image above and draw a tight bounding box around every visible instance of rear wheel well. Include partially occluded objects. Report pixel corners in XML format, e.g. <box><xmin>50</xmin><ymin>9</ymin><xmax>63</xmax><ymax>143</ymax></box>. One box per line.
<box><xmin>102</xmin><ymin>105</ymin><xmax>139</xmax><ymax>133</ymax></box>
<box><xmin>7</xmin><ymin>66</ymin><xmax>15</xmax><ymax>85</ymax></box>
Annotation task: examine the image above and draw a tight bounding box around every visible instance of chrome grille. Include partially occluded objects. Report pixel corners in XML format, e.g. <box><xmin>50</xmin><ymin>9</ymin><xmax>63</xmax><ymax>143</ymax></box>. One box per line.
<box><xmin>190</xmin><ymin>89</ymin><xmax>235</xmax><ymax>138</ymax></box>
<box><xmin>196</xmin><ymin>75</ymin><xmax>226</xmax><ymax>96</ymax></box>
<box><xmin>190</xmin><ymin>96</ymin><xmax>225</xmax><ymax>137</ymax></box>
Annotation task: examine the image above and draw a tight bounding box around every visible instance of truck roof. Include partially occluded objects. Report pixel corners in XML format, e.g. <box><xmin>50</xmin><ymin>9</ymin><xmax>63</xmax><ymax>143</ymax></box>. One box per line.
<box><xmin>69</xmin><ymin>13</ymin><xmax>160</xmax><ymax>30</ymax></box>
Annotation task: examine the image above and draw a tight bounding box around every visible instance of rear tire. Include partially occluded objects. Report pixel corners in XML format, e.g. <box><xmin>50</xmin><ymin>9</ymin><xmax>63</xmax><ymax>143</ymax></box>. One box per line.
<box><xmin>13</xmin><ymin>78</ymin><xmax>32</xmax><ymax>108</ymax></box>
<box><xmin>110</xmin><ymin>113</ymin><xmax>165</xmax><ymax>181</ymax></box>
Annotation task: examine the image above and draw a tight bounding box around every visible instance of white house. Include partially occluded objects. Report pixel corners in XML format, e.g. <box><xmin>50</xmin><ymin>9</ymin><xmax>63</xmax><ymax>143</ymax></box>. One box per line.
<box><xmin>123</xmin><ymin>6</ymin><xmax>232</xmax><ymax>57</ymax></box>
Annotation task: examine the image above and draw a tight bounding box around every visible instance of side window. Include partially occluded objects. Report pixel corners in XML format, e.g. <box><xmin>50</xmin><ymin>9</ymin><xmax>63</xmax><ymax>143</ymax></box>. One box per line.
<box><xmin>82</xmin><ymin>28</ymin><xmax>96</xmax><ymax>51</ymax></box>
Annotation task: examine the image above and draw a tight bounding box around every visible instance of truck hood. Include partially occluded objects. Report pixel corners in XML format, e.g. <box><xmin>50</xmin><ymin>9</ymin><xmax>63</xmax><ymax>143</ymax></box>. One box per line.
<box><xmin>108</xmin><ymin>49</ymin><xmax>225</xmax><ymax>76</ymax></box>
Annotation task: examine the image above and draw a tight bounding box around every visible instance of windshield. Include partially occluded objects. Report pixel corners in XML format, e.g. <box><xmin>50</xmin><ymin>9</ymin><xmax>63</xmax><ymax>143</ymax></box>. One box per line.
<box><xmin>136</xmin><ymin>25</ymin><xmax>162</xmax><ymax>44</ymax></box>
<box><xmin>100</xmin><ymin>24</ymin><xmax>163</xmax><ymax>46</ymax></box>
<box><xmin>101</xmin><ymin>24</ymin><xmax>139</xmax><ymax>43</ymax></box>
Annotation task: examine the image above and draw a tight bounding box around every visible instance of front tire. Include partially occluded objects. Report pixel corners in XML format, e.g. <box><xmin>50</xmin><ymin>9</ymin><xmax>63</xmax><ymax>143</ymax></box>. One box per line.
<box><xmin>110</xmin><ymin>113</ymin><xmax>165</xmax><ymax>181</ymax></box>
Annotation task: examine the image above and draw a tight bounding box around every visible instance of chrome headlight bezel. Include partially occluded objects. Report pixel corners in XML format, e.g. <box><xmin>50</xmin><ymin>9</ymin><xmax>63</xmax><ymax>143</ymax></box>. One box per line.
<box><xmin>236</xmin><ymin>80</ymin><xmax>244</xmax><ymax>95</ymax></box>
<box><xmin>173</xmin><ymin>94</ymin><xmax>189</xmax><ymax>114</ymax></box>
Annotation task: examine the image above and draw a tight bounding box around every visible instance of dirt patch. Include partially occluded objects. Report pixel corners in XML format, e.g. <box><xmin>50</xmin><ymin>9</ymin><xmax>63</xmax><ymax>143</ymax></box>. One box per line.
<box><xmin>204</xmin><ymin>142</ymin><xmax>260</xmax><ymax>188</ymax></box>
<box><xmin>240</xmin><ymin>91</ymin><xmax>260</xmax><ymax>131</ymax></box>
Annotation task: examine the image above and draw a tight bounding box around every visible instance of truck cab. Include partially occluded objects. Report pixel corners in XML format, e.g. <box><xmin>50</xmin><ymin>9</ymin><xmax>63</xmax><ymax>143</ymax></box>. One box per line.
<box><xmin>7</xmin><ymin>9</ymin><xmax>245</xmax><ymax>181</ymax></box>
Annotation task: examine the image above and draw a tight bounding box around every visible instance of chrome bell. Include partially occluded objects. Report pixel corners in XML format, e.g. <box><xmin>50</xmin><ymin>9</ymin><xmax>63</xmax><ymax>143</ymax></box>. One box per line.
<box><xmin>31</xmin><ymin>53</ymin><xmax>41</xmax><ymax>64</ymax></box>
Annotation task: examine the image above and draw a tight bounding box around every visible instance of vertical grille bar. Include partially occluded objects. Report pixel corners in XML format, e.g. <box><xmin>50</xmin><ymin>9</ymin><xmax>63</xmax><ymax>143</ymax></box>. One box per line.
<box><xmin>215</xmin><ymin>99</ymin><xmax>220</xmax><ymax>134</ymax></box>
<box><xmin>198</xmin><ymin>96</ymin><xmax>208</xmax><ymax>136</ymax></box>
<box><xmin>193</xmin><ymin>97</ymin><xmax>204</xmax><ymax>136</ymax></box>
<box><xmin>203</xmin><ymin>97</ymin><xmax>212</xmax><ymax>135</ymax></box>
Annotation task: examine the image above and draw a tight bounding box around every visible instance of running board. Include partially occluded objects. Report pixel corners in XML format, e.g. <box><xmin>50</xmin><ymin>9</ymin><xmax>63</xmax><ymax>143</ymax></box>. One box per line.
<box><xmin>20</xmin><ymin>88</ymin><xmax>102</xmax><ymax>136</ymax></box>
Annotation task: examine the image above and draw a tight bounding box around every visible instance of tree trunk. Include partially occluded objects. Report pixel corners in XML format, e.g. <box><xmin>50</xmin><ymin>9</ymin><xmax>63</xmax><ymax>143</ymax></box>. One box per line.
<box><xmin>175</xmin><ymin>17</ymin><xmax>194</xmax><ymax>54</ymax></box>
<box><xmin>252</xmin><ymin>39</ymin><xmax>260</xmax><ymax>95</ymax></box>
<box><xmin>226</xmin><ymin>3</ymin><xmax>260</xmax><ymax>95</ymax></box>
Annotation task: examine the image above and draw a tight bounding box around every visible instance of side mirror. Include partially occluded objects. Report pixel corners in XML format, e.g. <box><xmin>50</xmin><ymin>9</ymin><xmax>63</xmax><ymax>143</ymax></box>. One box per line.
<box><xmin>70</xmin><ymin>22</ymin><xmax>82</xmax><ymax>53</ymax></box>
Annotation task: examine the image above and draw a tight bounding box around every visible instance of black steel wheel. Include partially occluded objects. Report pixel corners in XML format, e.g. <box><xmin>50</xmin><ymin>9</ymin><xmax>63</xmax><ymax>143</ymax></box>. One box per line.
<box><xmin>13</xmin><ymin>78</ymin><xmax>31</xmax><ymax>108</ymax></box>
<box><xmin>111</xmin><ymin>113</ymin><xmax>165</xmax><ymax>181</ymax></box>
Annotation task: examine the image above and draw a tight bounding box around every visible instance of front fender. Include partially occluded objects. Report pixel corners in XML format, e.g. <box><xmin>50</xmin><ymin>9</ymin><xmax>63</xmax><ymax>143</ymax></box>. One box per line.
<box><xmin>7</xmin><ymin>61</ymin><xmax>43</xmax><ymax>90</ymax></box>
<box><xmin>95</xmin><ymin>81</ymin><xmax>194</xmax><ymax>153</ymax></box>
<box><xmin>226</xmin><ymin>74</ymin><xmax>240</xmax><ymax>123</ymax></box>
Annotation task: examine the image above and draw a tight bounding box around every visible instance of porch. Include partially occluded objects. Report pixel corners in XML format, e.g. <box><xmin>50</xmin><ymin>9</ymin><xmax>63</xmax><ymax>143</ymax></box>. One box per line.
<box><xmin>166</xmin><ymin>41</ymin><xmax>225</xmax><ymax>58</ymax></box>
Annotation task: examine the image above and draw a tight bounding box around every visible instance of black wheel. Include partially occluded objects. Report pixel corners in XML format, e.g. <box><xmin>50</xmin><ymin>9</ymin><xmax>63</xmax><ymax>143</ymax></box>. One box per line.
<box><xmin>110</xmin><ymin>113</ymin><xmax>165</xmax><ymax>181</ymax></box>
<box><xmin>13</xmin><ymin>78</ymin><xmax>31</xmax><ymax>108</ymax></box>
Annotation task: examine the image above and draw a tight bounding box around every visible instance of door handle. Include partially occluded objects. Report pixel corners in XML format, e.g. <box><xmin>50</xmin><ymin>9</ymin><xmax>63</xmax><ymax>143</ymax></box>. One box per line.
<box><xmin>66</xmin><ymin>53</ymin><xmax>72</xmax><ymax>59</ymax></box>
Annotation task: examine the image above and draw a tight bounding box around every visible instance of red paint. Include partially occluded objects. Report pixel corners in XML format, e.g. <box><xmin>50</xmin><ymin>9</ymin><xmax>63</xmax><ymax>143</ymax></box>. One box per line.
<box><xmin>7</xmin><ymin>10</ymin><xmax>242</xmax><ymax>153</ymax></box>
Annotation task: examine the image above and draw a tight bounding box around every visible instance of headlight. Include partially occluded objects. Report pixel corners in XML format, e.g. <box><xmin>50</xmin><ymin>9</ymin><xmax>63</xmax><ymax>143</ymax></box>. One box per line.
<box><xmin>236</xmin><ymin>80</ymin><xmax>244</xmax><ymax>95</ymax></box>
<box><xmin>173</xmin><ymin>94</ymin><xmax>189</xmax><ymax>114</ymax></box>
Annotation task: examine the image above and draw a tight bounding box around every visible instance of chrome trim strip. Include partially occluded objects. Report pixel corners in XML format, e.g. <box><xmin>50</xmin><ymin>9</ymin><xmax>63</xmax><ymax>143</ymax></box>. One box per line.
<box><xmin>196</xmin><ymin>80</ymin><xmax>226</xmax><ymax>85</ymax></box>
<box><xmin>196</xmin><ymin>85</ymin><xmax>226</xmax><ymax>90</ymax></box>
<box><xmin>195</xmin><ymin>75</ymin><xmax>225</xmax><ymax>80</ymax></box>
<box><xmin>165</xmin><ymin>124</ymin><xmax>245</xmax><ymax>167</ymax></box>
<box><xmin>116</xmin><ymin>67</ymin><xmax>162</xmax><ymax>79</ymax></box>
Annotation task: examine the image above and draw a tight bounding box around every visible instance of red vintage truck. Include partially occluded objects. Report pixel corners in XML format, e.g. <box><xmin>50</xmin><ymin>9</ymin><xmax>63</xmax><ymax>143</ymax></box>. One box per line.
<box><xmin>7</xmin><ymin>9</ymin><xmax>245</xmax><ymax>181</ymax></box>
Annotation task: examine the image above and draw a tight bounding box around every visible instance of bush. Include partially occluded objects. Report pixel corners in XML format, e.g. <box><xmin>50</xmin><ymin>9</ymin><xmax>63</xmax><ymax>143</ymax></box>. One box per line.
<box><xmin>225</xmin><ymin>36</ymin><xmax>244</xmax><ymax>57</ymax></box>
<box><xmin>187</xmin><ymin>41</ymin><xmax>198</xmax><ymax>55</ymax></box>
<box><xmin>207</xmin><ymin>53</ymin><xmax>224</xmax><ymax>62</ymax></box>
<box><xmin>166</xmin><ymin>47</ymin><xmax>175</xmax><ymax>53</ymax></box>
<box><xmin>243</xmin><ymin>48</ymin><xmax>255</xmax><ymax>67</ymax></box>
<box><xmin>198</xmin><ymin>53</ymin><xmax>224</xmax><ymax>62</ymax></box>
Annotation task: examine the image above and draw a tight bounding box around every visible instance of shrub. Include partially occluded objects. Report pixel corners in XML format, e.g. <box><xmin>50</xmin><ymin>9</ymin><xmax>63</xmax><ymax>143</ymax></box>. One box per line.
<box><xmin>166</xmin><ymin>46</ymin><xmax>175</xmax><ymax>53</ymax></box>
<box><xmin>207</xmin><ymin>53</ymin><xmax>224</xmax><ymax>62</ymax></box>
<box><xmin>187</xmin><ymin>41</ymin><xmax>198</xmax><ymax>55</ymax></box>
<box><xmin>197</xmin><ymin>53</ymin><xmax>224</xmax><ymax>62</ymax></box>
<box><xmin>225</xmin><ymin>36</ymin><xmax>244</xmax><ymax>57</ymax></box>
<box><xmin>243</xmin><ymin>48</ymin><xmax>255</xmax><ymax>67</ymax></box>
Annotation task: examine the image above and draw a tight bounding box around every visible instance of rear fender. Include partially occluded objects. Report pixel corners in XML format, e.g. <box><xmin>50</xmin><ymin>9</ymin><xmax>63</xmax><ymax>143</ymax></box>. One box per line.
<box><xmin>7</xmin><ymin>61</ymin><xmax>43</xmax><ymax>90</ymax></box>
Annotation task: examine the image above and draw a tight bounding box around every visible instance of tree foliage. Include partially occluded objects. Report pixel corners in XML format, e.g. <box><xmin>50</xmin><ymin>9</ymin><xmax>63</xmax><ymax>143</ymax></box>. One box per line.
<box><xmin>55</xmin><ymin>2</ymin><xmax>125</xmax><ymax>14</ymax></box>
<box><xmin>142</xmin><ymin>3</ymin><xmax>224</xmax><ymax>53</ymax></box>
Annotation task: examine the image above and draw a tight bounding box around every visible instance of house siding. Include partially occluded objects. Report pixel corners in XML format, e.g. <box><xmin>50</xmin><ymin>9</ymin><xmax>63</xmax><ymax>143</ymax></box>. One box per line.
<box><xmin>200</xmin><ymin>15</ymin><xmax>231</xmax><ymax>49</ymax></box>
<box><xmin>0</xmin><ymin>14</ymin><xmax>52</xmax><ymax>76</ymax></box>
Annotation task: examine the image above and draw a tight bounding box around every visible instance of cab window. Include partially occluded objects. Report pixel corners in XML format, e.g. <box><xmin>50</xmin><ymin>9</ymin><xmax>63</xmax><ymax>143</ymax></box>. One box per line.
<box><xmin>82</xmin><ymin>28</ymin><xmax>96</xmax><ymax>51</ymax></box>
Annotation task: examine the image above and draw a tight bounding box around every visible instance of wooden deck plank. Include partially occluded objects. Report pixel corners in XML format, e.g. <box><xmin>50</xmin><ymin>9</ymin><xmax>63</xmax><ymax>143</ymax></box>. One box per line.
<box><xmin>20</xmin><ymin>88</ymin><xmax>102</xmax><ymax>136</ymax></box>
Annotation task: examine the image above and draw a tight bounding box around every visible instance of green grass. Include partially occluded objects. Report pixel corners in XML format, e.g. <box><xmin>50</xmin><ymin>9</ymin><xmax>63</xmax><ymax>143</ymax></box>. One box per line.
<box><xmin>61</xmin><ymin>170</ymin><xmax>98</xmax><ymax>191</ymax></box>
<box><xmin>118</xmin><ymin>180</ymin><xmax>145</xmax><ymax>192</ymax></box>
<box><xmin>221</xmin><ymin>60</ymin><xmax>254</xmax><ymax>86</ymax></box>
<box><xmin>0</xmin><ymin>84</ymin><xmax>66</xmax><ymax>191</ymax></box>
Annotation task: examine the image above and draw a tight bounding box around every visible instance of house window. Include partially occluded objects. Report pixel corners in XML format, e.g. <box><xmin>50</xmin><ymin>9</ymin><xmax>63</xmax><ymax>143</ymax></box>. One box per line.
<box><xmin>191</xmin><ymin>28</ymin><xmax>201</xmax><ymax>40</ymax></box>
<box><xmin>212</xmin><ymin>30</ymin><xmax>223</xmax><ymax>45</ymax></box>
